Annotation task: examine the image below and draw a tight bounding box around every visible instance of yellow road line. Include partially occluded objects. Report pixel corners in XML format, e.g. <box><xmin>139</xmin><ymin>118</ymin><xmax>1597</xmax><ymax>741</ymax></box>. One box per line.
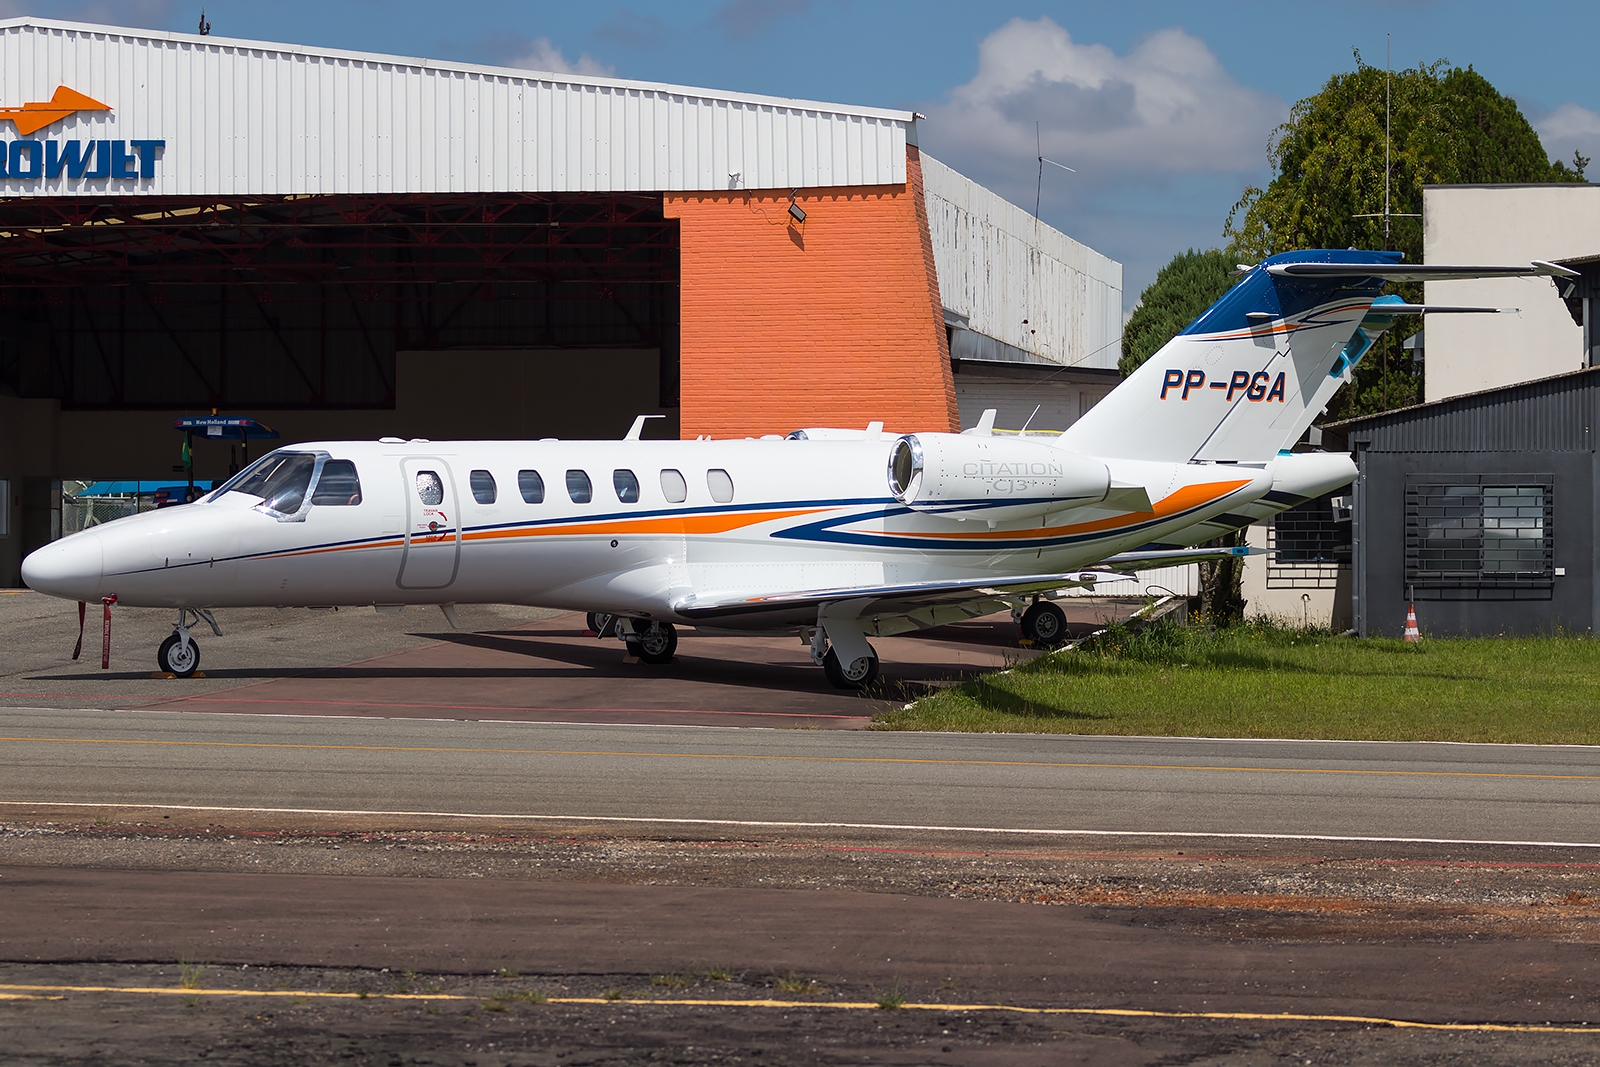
<box><xmin>0</xmin><ymin>984</ymin><xmax>1592</xmax><ymax>1033</ymax></box>
<box><xmin>0</xmin><ymin>734</ymin><xmax>1597</xmax><ymax>781</ymax></box>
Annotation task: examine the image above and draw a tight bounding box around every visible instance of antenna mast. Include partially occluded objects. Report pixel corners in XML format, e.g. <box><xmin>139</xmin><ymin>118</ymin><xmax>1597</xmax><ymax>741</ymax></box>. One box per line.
<box><xmin>1033</xmin><ymin>121</ymin><xmax>1075</xmax><ymax>222</ymax></box>
<box><xmin>1352</xmin><ymin>33</ymin><xmax>1419</xmax><ymax>248</ymax></box>
<box><xmin>1384</xmin><ymin>33</ymin><xmax>1391</xmax><ymax>245</ymax></box>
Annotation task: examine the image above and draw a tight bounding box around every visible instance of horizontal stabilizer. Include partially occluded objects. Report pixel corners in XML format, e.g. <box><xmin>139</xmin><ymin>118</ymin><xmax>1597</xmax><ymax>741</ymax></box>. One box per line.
<box><xmin>1266</xmin><ymin>260</ymin><xmax>1577</xmax><ymax>281</ymax></box>
<box><xmin>1364</xmin><ymin>303</ymin><xmax>1518</xmax><ymax>316</ymax></box>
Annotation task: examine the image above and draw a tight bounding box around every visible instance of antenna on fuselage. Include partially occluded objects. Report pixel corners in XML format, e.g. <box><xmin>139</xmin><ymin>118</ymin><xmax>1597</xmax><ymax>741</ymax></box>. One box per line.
<box><xmin>1018</xmin><ymin>404</ymin><xmax>1041</xmax><ymax>437</ymax></box>
<box><xmin>624</xmin><ymin>414</ymin><xmax>666</xmax><ymax>441</ymax></box>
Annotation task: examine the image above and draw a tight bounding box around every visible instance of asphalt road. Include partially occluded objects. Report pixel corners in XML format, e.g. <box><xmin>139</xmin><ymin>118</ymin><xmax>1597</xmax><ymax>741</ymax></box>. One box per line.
<box><xmin>4</xmin><ymin>707</ymin><xmax>1599</xmax><ymax>845</ymax></box>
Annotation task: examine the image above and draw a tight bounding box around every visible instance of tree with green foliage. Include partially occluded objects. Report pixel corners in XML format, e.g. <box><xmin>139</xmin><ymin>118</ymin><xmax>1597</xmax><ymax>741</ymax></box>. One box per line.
<box><xmin>1224</xmin><ymin>56</ymin><xmax>1583</xmax><ymax>420</ymax></box>
<box><xmin>1119</xmin><ymin>249</ymin><xmax>1238</xmax><ymax>376</ymax></box>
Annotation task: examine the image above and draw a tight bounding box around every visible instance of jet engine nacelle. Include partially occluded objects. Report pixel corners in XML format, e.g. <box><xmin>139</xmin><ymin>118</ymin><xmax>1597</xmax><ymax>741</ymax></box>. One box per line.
<box><xmin>887</xmin><ymin>433</ymin><xmax>1110</xmax><ymax>522</ymax></box>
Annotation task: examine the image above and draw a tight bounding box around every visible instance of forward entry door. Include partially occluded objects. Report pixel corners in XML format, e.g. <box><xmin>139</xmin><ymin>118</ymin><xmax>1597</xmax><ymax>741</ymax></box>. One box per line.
<box><xmin>398</xmin><ymin>458</ymin><xmax>461</xmax><ymax>589</ymax></box>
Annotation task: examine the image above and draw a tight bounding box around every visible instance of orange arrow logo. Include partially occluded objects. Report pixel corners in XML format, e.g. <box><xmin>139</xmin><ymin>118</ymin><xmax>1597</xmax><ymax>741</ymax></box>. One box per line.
<box><xmin>0</xmin><ymin>86</ymin><xmax>112</xmax><ymax>135</ymax></box>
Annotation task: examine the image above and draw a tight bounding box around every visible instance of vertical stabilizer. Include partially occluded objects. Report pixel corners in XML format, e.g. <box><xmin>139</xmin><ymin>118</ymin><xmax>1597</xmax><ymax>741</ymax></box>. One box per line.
<box><xmin>1062</xmin><ymin>250</ymin><xmax>1400</xmax><ymax>463</ymax></box>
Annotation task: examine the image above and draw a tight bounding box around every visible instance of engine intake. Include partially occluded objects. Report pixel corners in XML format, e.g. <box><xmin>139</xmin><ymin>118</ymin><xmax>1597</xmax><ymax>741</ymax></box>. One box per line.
<box><xmin>887</xmin><ymin>434</ymin><xmax>1110</xmax><ymax>522</ymax></box>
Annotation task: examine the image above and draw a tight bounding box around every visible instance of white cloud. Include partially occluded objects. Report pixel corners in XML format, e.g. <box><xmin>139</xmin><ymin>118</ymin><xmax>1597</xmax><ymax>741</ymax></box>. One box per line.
<box><xmin>503</xmin><ymin>36</ymin><xmax>613</xmax><ymax>78</ymax></box>
<box><xmin>921</xmin><ymin>18</ymin><xmax>1285</xmax><ymax>198</ymax></box>
<box><xmin>1536</xmin><ymin>102</ymin><xmax>1600</xmax><ymax>168</ymax></box>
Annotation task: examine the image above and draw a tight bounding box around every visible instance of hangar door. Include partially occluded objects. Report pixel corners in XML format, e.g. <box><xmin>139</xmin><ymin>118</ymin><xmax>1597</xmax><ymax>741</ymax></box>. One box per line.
<box><xmin>0</xmin><ymin>193</ymin><xmax>682</xmax><ymax>439</ymax></box>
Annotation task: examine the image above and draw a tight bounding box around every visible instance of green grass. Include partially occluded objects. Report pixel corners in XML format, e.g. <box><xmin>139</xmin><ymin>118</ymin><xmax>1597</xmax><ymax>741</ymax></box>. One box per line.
<box><xmin>873</xmin><ymin>619</ymin><xmax>1600</xmax><ymax>744</ymax></box>
<box><xmin>874</xmin><ymin>977</ymin><xmax>906</xmax><ymax>1010</ymax></box>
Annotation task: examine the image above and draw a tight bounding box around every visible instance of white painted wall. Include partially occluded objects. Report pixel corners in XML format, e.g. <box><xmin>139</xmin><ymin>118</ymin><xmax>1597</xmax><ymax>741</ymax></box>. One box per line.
<box><xmin>952</xmin><ymin>372</ymin><xmax>1115</xmax><ymax>433</ymax></box>
<box><xmin>922</xmin><ymin>154</ymin><xmax>1122</xmax><ymax>370</ymax></box>
<box><xmin>0</xmin><ymin>18</ymin><xmax>910</xmax><ymax>196</ymax></box>
<box><xmin>1423</xmin><ymin>185</ymin><xmax>1596</xmax><ymax>401</ymax></box>
<box><xmin>1239</xmin><ymin>525</ymin><xmax>1350</xmax><ymax>629</ymax></box>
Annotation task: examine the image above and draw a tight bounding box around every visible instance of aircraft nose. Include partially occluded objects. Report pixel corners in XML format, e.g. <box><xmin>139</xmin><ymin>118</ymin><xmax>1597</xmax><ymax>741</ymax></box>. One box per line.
<box><xmin>21</xmin><ymin>531</ymin><xmax>104</xmax><ymax>602</ymax></box>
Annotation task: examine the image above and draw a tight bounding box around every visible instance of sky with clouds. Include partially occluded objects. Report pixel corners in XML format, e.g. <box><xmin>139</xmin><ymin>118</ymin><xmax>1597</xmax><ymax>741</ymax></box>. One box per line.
<box><xmin>3</xmin><ymin>0</ymin><xmax>1598</xmax><ymax>307</ymax></box>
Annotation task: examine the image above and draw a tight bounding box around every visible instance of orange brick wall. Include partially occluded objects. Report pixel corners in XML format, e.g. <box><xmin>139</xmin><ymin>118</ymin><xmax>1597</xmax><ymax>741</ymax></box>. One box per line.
<box><xmin>664</xmin><ymin>145</ymin><xmax>958</xmax><ymax>438</ymax></box>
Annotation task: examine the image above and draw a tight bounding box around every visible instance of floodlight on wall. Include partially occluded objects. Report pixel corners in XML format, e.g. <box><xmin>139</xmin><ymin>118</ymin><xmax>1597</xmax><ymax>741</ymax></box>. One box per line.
<box><xmin>787</xmin><ymin>188</ymin><xmax>806</xmax><ymax>224</ymax></box>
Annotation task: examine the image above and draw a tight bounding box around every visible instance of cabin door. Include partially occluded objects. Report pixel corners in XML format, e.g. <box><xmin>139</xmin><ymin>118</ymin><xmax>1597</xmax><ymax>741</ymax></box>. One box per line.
<box><xmin>397</xmin><ymin>458</ymin><xmax>461</xmax><ymax>589</ymax></box>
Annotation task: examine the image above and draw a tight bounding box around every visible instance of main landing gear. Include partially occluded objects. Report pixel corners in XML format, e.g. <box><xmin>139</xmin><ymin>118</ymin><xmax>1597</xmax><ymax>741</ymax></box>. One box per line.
<box><xmin>1018</xmin><ymin>599</ymin><xmax>1068</xmax><ymax>649</ymax></box>
<box><xmin>157</xmin><ymin>607</ymin><xmax>223</xmax><ymax>678</ymax></box>
<box><xmin>588</xmin><ymin>613</ymin><xmax>678</xmax><ymax>665</ymax></box>
<box><xmin>807</xmin><ymin>615</ymin><xmax>880</xmax><ymax>691</ymax></box>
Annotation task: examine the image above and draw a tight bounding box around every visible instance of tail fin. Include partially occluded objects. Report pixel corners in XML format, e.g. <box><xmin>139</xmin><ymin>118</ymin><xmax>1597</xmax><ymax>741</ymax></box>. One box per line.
<box><xmin>1062</xmin><ymin>250</ymin><xmax>1398</xmax><ymax>463</ymax></box>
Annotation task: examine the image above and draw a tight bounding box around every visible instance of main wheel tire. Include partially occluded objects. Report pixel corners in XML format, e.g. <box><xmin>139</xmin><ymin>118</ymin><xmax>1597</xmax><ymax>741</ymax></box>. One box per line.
<box><xmin>629</xmin><ymin>620</ymin><xmax>678</xmax><ymax>664</ymax></box>
<box><xmin>1021</xmin><ymin>601</ymin><xmax>1069</xmax><ymax>648</ymax></box>
<box><xmin>156</xmin><ymin>633</ymin><xmax>200</xmax><ymax>678</ymax></box>
<box><xmin>586</xmin><ymin>612</ymin><xmax>612</xmax><ymax>636</ymax></box>
<box><xmin>823</xmin><ymin>646</ymin><xmax>879</xmax><ymax>690</ymax></box>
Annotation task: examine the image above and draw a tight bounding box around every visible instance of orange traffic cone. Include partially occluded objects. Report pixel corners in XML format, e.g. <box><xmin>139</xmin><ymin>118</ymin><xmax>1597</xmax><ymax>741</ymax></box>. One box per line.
<box><xmin>1403</xmin><ymin>603</ymin><xmax>1420</xmax><ymax>643</ymax></box>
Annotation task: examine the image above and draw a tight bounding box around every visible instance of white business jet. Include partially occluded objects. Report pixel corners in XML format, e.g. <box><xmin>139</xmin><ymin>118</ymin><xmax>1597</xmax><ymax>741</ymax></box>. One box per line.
<box><xmin>22</xmin><ymin>250</ymin><xmax>1570</xmax><ymax>687</ymax></box>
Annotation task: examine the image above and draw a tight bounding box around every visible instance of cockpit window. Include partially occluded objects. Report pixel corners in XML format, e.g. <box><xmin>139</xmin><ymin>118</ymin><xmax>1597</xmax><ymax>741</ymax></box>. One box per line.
<box><xmin>211</xmin><ymin>451</ymin><xmax>317</xmax><ymax>515</ymax></box>
<box><xmin>310</xmin><ymin>460</ymin><xmax>363</xmax><ymax>506</ymax></box>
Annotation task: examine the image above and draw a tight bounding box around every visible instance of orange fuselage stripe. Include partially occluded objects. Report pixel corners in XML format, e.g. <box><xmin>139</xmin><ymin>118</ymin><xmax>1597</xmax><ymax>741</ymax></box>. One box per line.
<box><xmin>886</xmin><ymin>479</ymin><xmax>1254</xmax><ymax>541</ymax></box>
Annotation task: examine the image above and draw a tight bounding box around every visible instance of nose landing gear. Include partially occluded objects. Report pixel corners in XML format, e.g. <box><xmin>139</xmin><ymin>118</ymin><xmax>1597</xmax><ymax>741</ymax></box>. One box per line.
<box><xmin>157</xmin><ymin>608</ymin><xmax>222</xmax><ymax>678</ymax></box>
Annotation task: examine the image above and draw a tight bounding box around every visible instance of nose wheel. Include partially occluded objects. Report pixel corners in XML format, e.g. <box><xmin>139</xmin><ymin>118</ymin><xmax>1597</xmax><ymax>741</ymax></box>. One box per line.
<box><xmin>157</xmin><ymin>607</ymin><xmax>222</xmax><ymax>678</ymax></box>
<box><xmin>157</xmin><ymin>633</ymin><xmax>200</xmax><ymax>677</ymax></box>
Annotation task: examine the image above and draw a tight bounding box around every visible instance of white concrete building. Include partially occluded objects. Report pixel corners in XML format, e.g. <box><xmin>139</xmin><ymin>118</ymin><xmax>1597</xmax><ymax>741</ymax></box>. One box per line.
<box><xmin>1423</xmin><ymin>184</ymin><xmax>1600</xmax><ymax>401</ymax></box>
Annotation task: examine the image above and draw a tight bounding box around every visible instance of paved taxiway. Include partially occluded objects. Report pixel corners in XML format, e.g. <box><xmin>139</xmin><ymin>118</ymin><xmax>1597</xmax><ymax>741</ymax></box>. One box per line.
<box><xmin>4</xmin><ymin>708</ymin><xmax>1599</xmax><ymax>844</ymax></box>
<box><xmin>3</xmin><ymin>594</ymin><xmax>1148</xmax><ymax>728</ymax></box>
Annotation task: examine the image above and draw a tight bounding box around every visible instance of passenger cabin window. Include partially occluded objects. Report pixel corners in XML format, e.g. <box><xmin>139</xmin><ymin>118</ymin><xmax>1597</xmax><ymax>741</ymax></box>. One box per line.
<box><xmin>228</xmin><ymin>451</ymin><xmax>317</xmax><ymax>516</ymax></box>
<box><xmin>415</xmin><ymin>471</ymin><xmax>444</xmax><ymax>506</ymax></box>
<box><xmin>470</xmin><ymin>469</ymin><xmax>497</xmax><ymax>505</ymax></box>
<box><xmin>518</xmin><ymin>470</ymin><xmax>545</xmax><ymax>504</ymax></box>
<box><xmin>660</xmin><ymin>469</ymin><xmax>687</xmax><ymax>504</ymax></box>
<box><xmin>707</xmin><ymin>468</ymin><xmax>735</xmax><ymax>504</ymax></box>
<box><xmin>310</xmin><ymin>460</ymin><xmax>363</xmax><ymax>506</ymax></box>
<box><xmin>566</xmin><ymin>469</ymin><xmax>593</xmax><ymax>504</ymax></box>
<box><xmin>613</xmin><ymin>469</ymin><xmax>641</xmax><ymax>504</ymax></box>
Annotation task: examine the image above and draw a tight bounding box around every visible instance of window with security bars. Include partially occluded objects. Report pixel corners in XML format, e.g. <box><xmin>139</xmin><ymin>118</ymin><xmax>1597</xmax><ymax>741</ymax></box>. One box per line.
<box><xmin>1405</xmin><ymin>476</ymin><xmax>1553</xmax><ymax>599</ymax></box>
<box><xmin>1266</xmin><ymin>493</ymin><xmax>1350</xmax><ymax>590</ymax></box>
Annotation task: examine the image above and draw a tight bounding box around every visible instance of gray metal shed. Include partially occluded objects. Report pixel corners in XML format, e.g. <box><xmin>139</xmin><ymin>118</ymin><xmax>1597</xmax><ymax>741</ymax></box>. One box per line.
<box><xmin>1325</xmin><ymin>366</ymin><xmax>1600</xmax><ymax>637</ymax></box>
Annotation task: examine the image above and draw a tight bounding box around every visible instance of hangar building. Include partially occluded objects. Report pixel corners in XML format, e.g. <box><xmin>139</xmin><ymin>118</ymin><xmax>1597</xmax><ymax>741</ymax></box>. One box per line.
<box><xmin>0</xmin><ymin>17</ymin><xmax>1120</xmax><ymax>584</ymax></box>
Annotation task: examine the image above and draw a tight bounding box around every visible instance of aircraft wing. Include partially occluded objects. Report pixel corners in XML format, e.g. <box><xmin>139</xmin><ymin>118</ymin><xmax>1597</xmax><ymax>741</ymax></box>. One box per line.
<box><xmin>672</xmin><ymin>545</ymin><xmax>1258</xmax><ymax>626</ymax></box>
<box><xmin>1099</xmin><ymin>544</ymin><xmax>1260</xmax><ymax>571</ymax></box>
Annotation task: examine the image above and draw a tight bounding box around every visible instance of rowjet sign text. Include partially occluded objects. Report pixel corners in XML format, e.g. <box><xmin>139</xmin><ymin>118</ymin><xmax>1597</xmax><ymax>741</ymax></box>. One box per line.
<box><xmin>1</xmin><ymin>139</ymin><xmax>164</xmax><ymax>180</ymax></box>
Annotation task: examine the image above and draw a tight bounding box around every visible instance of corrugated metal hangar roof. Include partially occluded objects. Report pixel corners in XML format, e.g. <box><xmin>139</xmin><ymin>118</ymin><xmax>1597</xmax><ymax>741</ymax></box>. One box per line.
<box><xmin>0</xmin><ymin>18</ymin><xmax>912</xmax><ymax>196</ymax></box>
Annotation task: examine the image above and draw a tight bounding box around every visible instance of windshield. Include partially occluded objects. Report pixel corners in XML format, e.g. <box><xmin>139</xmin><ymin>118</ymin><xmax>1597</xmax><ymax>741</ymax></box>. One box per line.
<box><xmin>208</xmin><ymin>450</ymin><xmax>317</xmax><ymax>515</ymax></box>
